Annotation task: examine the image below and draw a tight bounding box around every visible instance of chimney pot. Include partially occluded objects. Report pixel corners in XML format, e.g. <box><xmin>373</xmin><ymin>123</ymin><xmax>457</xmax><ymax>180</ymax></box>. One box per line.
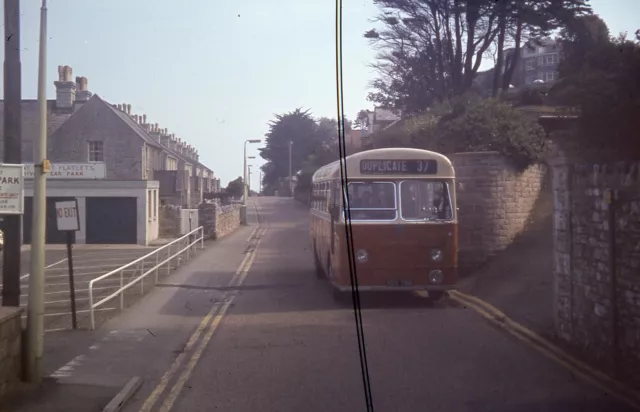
<box><xmin>117</xmin><ymin>104</ymin><xmax>122</xmax><ymax>111</ymax></box>
<box><xmin>127</xmin><ymin>104</ymin><xmax>132</xmax><ymax>115</ymax></box>
<box><xmin>142</xmin><ymin>114</ymin><xmax>147</xmax><ymax>124</ymax></box>
<box><xmin>133</xmin><ymin>114</ymin><xmax>138</xmax><ymax>122</ymax></box>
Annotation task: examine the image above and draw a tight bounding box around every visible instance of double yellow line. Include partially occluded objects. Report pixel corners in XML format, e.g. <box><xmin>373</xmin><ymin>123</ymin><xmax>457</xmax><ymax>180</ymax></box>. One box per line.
<box><xmin>449</xmin><ymin>290</ymin><xmax>640</xmax><ymax>411</ymax></box>
<box><xmin>139</xmin><ymin>218</ymin><xmax>266</xmax><ymax>412</ymax></box>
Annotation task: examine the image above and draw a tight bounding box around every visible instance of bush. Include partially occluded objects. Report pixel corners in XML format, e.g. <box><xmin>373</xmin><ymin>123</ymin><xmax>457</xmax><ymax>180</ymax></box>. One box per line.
<box><xmin>407</xmin><ymin>98</ymin><xmax>547</xmax><ymax>171</ymax></box>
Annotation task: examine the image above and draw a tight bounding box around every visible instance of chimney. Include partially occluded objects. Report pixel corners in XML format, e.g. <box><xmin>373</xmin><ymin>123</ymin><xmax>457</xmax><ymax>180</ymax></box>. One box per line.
<box><xmin>126</xmin><ymin>104</ymin><xmax>132</xmax><ymax>115</ymax></box>
<box><xmin>117</xmin><ymin>104</ymin><xmax>123</xmax><ymax>111</ymax></box>
<box><xmin>142</xmin><ymin>114</ymin><xmax>147</xmax><ymax>124</ymax></box>
<box><xmin>54</xmin><ymin>65</ymin><xmax>76</xmax><ymax>109</ymax></box>
<box><xmin>159</xmin><ymin>128</ymin><xmax>170</xmax><ymax>146</ymax></box>
<box><xmin>75</xmin><ymin>76</ymin><xmax>92</xmax><ymax>102</ymax></box>
<box><xmin>133</xmin><ymin>114</ymin><xmax>138</xmax><ymax>123</ymax></box>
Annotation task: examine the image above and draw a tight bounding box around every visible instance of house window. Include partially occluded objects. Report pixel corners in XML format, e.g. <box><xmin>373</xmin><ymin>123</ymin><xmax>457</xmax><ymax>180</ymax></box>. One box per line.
<box><xmin>545</xmin><ymin>55</ymin><xmax>556</xmax><ymax>65</ymax></box>
<box><xmin>546</xmin><ymin>71</ymin><xmax>557</xmax><ymax>81</ymax></box>
<box><xmin>525</xmin><ymin>59</ymin><xmax>534</xmax><ymax>71</ymax></box>
<box><xmin>88</xmin><ymin>141</ymin><xmax>104</xmax><ymax>162</ymax></box>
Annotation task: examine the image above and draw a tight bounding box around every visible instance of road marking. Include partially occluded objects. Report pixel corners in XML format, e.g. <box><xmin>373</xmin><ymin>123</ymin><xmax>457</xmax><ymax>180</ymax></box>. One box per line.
<box><xmin>138</xmin><ymin>223</ymin><xmax>263</xmax><ymax>412</ymax></box>
<box><xmin>157</xmin><ymin>228</ymin><xmax>265</xmax><ymax>412</ymax></box>
<box><xmin>448</xmin><ymin>290</ymin><xmax>640</xmax><ymax>410</ymax></box>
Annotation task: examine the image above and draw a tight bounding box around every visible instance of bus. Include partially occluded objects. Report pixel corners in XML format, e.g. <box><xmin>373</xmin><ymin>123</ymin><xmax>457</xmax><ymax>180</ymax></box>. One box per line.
<box><xmin>309</xmin><ymin>148</ymin><xmax>458</xmax><ymax>302</ymax></box>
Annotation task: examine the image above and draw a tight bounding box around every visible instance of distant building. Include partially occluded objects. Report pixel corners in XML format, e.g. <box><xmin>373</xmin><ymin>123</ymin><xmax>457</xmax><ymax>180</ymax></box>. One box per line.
<box><xmin>501</xmin><ymin>38</ymin><xmax>561</xmax><ymax>88</ymax></box>
<box><xmin>360</xmin><ymin>107</ymin><xmax>402</xmax><ymax>147</ymax></box>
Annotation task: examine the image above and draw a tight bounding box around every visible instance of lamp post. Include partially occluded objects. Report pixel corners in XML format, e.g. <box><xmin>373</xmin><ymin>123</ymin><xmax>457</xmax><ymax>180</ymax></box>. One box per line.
<box><xmin>288</xmin><ymin>140</ymin><xmax>293</xmax><ymax>197</ymax></box>
<box><xmin>242</xmin><ymin>140</ymin><xmax>260</xmax><ymax>225</ymax></box>
<box><xmin>248</xmin><ymin>165</ymin><xmax>253</xmax><ymax>194</ymax></box>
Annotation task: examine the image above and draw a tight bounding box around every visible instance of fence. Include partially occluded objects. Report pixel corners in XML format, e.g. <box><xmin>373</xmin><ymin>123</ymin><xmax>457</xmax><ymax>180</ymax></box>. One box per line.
<box><xmin>87</xmin><ymin>226</ymin><xmax>204</xmax><ymax>330</ymax></box>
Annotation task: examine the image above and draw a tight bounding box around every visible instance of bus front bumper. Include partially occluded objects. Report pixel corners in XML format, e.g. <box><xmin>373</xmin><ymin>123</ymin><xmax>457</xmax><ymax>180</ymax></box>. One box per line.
<box><xmin>331</xmin><ymin>283</ymin><xmax>455</xmax><ymax>293</ymax></box>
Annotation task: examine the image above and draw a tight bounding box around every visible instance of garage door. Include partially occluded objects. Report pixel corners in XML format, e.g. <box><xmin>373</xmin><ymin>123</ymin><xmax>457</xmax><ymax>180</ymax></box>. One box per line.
<box><xmin>23</xmin><ymin>197</ymin><xmax>76</xmax><ymax>245</ymax></box>
<box><xmin>86</xmin><ymin>197</ymin><xmax>137</xmax><ymax>244</ymax></box>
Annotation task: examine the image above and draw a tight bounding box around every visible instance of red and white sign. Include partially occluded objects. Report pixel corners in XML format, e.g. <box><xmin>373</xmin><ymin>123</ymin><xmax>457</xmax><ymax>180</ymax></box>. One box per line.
<box><xmin>55</xmin><ymin>199</ymin><xmax>80</xmax><ymax>231</ymax></box>
<box><xmin>23</xmin><ymin>163</ymin><xmax>106</xmax><ymax>179</ymax></box>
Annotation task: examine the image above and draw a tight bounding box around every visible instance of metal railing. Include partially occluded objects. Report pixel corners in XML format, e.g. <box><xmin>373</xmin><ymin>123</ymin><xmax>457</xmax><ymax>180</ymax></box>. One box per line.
<box><xmin>88</xmin><ymin>226</ymin><xmax>205</xmax><ymax>330</ymax></box>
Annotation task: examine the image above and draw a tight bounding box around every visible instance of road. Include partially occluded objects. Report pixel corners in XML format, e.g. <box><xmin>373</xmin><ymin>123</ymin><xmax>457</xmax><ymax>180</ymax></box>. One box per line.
<box><xmin>43</xmin><ymin>197</ymin><xmax>636</xmax><ymax>412</ymax></box>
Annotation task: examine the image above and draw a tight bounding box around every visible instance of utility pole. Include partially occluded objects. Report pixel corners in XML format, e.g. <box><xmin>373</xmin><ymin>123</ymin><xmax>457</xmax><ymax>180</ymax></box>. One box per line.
<box><xmin>26</xmin><ymin>0</ymin><xmax>48</xmax><ymax>383</ymax></box>
<box><xmin>288</xmin><ymin>140</ymin><xmax>293</xmax><ymax>198</ymax></box>
<box><xmin>2</xmin><ymin>0</ymin><xmax>23</xmax><ymax>307</ymax></box>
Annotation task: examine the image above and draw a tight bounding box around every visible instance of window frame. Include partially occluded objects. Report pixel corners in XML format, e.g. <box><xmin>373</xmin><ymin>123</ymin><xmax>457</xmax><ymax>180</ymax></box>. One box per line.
<box><xmin>398</xmin><ymin>179</ymin><xmax>454</xmax><ymax>222</ymax></box>
<box><xmin>87</xmin><ymin>140</ymin><xmax>104</xmax><ymax>163</ymax></box>
<box><xmin>344</xmin><ymin>181</ymin><xmax>398</xmax><ymax>222</ymax></box>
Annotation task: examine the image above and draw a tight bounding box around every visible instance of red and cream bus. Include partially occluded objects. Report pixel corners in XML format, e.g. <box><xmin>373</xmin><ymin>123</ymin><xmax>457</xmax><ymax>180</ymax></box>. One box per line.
<box><xmin>309</xmin><ymin>148</ymin><xmax>458</xmax><ymax>302</ymax></box>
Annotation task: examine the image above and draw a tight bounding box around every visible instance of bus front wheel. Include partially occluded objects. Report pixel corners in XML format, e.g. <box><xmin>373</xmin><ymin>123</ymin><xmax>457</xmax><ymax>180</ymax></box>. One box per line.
<box><xmin>423</xmin><ymin>290</ymin><xmax>445</xmax><ymax>303</ymax></box>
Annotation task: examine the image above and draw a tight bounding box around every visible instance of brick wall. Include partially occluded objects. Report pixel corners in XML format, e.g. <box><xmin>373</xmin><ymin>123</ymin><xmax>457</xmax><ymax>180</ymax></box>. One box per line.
<box><xmin>450</xmin><ymin>152</ymin><xmax>547</xmax><ymax>269</ymax></box>
<box><xmin>0</xmin><ymin>307</ymin><xmax>23</xmax><ymax>399</ymax></box>
<box><xmin>552</xmin><ymin>154</ymin><xmax>640</xmax><ymax>385</ymax></box>
<box><xmin>159</xmin><ymin>205</ymin><xmax>181</xmax><ymax>238</ymax></box>
<box><xmin>198</xmin><ymin>201</ymin><xmax>241</xmax><ymax>240</ymax></box>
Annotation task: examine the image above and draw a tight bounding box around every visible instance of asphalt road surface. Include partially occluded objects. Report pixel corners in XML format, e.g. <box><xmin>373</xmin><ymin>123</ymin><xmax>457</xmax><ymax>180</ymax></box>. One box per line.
<box><xmin>67</xmin><ymin>197</ymin><xmax>634</xmax><ymax>412</ymax></box>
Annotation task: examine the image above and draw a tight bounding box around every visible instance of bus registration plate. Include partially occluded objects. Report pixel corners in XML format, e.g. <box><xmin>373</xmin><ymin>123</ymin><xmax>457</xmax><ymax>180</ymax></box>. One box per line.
<box><xmin>386</xmin><ymin>280</ymin><xmax>413</xmax><ymax>287</ymax></box>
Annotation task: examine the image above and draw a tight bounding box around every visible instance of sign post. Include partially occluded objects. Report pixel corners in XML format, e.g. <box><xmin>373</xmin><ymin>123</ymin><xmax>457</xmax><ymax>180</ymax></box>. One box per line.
<box><xmin>0</xmin><ymin>163</ymin><xmax>25</xmax><ymax>307</ymax></box>
<box><xmin>55</xmin><ymin>199</ymin><xmax>79</xmax><ymax>329</ymax></box>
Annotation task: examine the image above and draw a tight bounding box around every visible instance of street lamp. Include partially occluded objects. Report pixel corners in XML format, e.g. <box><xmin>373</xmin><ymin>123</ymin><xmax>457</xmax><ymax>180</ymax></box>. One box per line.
<box><xmin>242</xmin><ymin>139</ymin><xmax>261</xmax><ymax>225</ymax></box>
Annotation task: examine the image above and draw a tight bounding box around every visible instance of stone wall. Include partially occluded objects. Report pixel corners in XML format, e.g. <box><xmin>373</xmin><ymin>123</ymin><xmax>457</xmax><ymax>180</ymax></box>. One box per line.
<box><xmin>198</xmin><ymin>201</ymin><xmax>241</xmax><ymax>240</ymax></box>
<box><xmin>159</xmin><ymin>205</ymin><xmax>181</xmax><ymax>238</ymax></box>
<box><xmin>450</xmin><ymin>152</ymin><xmax>547</xmax><ymax>269</ymax></box>
<box><xmin>552</xmin><ymin>155</ymin><xmax>640</xmax><ymax>385</ymax></box>
<box><xmin>0</xmin><ymin>307</ymin><xmax>23</xmax><ymax>398</ymax></box>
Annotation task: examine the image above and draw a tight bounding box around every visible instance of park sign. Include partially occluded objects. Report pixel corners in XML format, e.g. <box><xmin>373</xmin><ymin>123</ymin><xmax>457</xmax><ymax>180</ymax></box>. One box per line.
<box><xmin>0</xmin><ymin>164</ymin><xmax>24</xmax><ymax>215</ymax></box>
<box><xmin>22</xmin><ymin>163</ymin><xmax>106</xmax><ymax>179</ymax></box>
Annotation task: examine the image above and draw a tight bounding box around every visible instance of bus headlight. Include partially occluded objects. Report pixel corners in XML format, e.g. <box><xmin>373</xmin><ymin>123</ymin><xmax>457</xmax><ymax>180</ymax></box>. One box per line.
<box><xmin>356</xmin><ymin>249</ymin><xmax>369</xmax><ymax>263</ymax></box>
<box><xmin>429</xmin><ymin>270</ymin><xmax>444</xmax><ymax>284</ymax></box>
<box><xmin>431</xmin><ymin>248</ymin><xmax>443</xmax><ymax>262</ymax></box>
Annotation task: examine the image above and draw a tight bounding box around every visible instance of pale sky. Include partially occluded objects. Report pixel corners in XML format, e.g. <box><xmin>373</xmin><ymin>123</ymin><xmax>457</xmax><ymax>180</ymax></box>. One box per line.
<box><xmin>1</xmin><ymin>0</ymin><xmax>637</xmax><ymax>187</ymax></box>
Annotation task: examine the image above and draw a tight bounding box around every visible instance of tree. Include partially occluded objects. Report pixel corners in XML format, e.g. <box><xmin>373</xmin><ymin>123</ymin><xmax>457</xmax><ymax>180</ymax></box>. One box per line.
<box><xmin>365</xmin><ymin>0</ymin><xmax>591</xmax><ymax>113</ymax></box>
<box><xmin>259</xmin><ymin>108</ymin><xmax>318</xmax><ymax>191</ymax></box>
<box><xmin>259</xmin><ymin>109</ymin><xmax>345</xmax><ymax>193</ymax></box>
<box><xmin>352</xmin><ymin>110</ymin><xmax>371</xmax><ymax>130</ymax></box>
<box><xmin>550</xmin><ymin>16</ymin><xmax>640</xmax><ymax>159</ymax></box>
<box><xmin>225</xmin><ymin>177</ymin><xmax>244</xmax><ymax>198</ymax></box>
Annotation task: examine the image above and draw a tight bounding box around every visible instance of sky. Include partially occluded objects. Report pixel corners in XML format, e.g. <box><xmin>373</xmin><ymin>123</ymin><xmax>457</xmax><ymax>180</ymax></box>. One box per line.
<box><xmin>0</xmin><ymin>0</ymin><xmax>638</xmax><ymax>188</ymax></box>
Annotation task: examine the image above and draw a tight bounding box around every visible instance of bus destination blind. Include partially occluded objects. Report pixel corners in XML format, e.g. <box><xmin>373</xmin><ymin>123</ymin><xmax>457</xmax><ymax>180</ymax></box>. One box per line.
<box><xmin>359</xmin><ymin>159</ymin><xmax>438</xmax><ymax>175</ymax></box>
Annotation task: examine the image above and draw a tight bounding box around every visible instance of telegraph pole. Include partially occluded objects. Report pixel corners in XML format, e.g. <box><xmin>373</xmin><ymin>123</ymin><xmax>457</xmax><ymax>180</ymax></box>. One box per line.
<box><xmin>26</xmin><ymin>0</ymin><xmax>48</xmax><ymax>383</ymax></box>
<box><xmin>2</xmin><ymin>0</ymin><xmax>23</xmax><ymax>307</ymax></box>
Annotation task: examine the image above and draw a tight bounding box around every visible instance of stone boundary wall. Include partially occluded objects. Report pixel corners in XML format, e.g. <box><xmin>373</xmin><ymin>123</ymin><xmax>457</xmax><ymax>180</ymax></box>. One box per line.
<box><xmin>159</xmin><ymin>205</ymin><xmax>181</xmax><ymax>238</ymax></box>
<box><xmin>449</xmin><ymin>152</ymin><xmax>547</xmax><ymax>269</ymax></box>
<box><xmin>552</xmin><ymin>157</ymin><xmax>640</xmax><ymax>385</ymax></box>
<box><xmin>199</xmin><ymin>201</ymin><xmax>241</xmax><ymax>240</ymax></box>
<box><xmin>0</xmin><ymin>307</ymin><xmax>23</xmax><ymax>399</ymax></box>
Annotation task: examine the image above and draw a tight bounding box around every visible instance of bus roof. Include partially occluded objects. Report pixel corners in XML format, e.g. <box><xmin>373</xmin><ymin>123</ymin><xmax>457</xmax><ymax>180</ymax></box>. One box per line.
<box><xmin>312</xmin><ymin>148</ymin><xmax>455</xmax><ymax>182</ymax></box>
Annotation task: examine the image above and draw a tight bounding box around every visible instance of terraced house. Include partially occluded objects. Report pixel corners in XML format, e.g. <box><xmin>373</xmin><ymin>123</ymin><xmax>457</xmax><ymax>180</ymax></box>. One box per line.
<box><xmin>0</xmin><ymin>65</ymin><xmax>217</xmax><ymax>246</ymax></box>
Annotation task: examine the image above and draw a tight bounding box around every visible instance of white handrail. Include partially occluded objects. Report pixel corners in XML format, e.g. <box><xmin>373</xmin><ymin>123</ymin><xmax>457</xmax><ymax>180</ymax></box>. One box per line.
<box><xmin>88</xmin><ymin>226</ymin><xmax>205</xmax><ymax>330</ymax></box>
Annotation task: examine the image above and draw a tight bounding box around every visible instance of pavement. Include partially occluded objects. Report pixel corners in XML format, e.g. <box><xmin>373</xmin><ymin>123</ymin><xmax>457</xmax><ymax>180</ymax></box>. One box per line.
<box><xmin>1</xmin><ymin>197</ymin><xmax>638</xmax><ymax>412</ymax></box>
